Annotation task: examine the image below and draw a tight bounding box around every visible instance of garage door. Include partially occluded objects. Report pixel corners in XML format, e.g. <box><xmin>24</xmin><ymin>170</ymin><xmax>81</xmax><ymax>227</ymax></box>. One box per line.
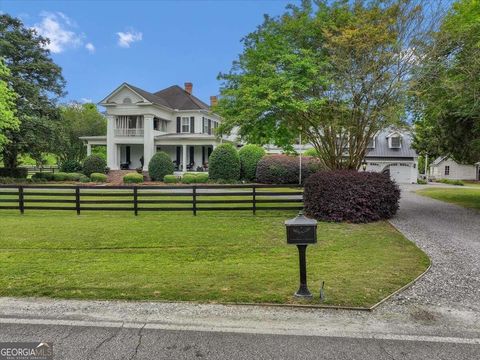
<box><xmin>389</xmin><ymin>165</ymin><xmax>411</xmax><ymax>183</ymax></box>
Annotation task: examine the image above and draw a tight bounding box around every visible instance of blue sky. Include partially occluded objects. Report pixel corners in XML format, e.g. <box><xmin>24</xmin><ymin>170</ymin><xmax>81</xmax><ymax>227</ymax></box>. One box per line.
<box><xmin>2</xmin><ymin>0</ymin><xmax>297</xmax><ymax>104</ymax></box>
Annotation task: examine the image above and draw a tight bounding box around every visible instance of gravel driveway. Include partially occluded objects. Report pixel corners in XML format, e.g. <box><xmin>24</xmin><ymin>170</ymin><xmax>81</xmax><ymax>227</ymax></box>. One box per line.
<box><xmin>385</xmin><ymin>184</ymin><xmax>480</xmax><ymax>313</ymax></box>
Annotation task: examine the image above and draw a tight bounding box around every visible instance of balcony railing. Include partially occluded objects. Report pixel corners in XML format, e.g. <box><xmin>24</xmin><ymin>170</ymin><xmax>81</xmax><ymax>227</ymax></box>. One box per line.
<box><xmin>114</xmin><ymin>128</ymin><xmax>144</xmax><ymax>137</ymax></box>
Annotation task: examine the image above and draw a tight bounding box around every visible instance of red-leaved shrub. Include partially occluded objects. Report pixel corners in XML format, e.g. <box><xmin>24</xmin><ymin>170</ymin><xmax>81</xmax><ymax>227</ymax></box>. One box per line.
<box><xmin>304</xmin><ymin>170</ymin><xmax>400</xmax><ymax>223</ymax></box>
<box><xmin>255</xmin><ymin>155</ymin><xmax>321</xmax><ymax>184</ymax></box>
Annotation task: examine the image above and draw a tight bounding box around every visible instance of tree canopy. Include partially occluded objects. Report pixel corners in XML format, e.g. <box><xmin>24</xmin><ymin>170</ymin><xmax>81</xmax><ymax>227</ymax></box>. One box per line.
<box><xmin>411</xmin><ymin>0</ymin><xmax>480</xmax><ymax>163</ymax></box>
<box><xmin>55</xmin><ymin>103</ymin><xmax>107</xmax><ymax>163</ymax></box>
<box><xmin>216</xmin><ymin>0</ymin><xmax>432</xmax><ymax>170</ymax></box>
<box><xmin>0</xmin><ymin>14</ymin><xmax>65</xmax><ymax>167</ymax></box>
<box><xmin>0</xmin><ymin>59</ymin><xmax>19</xmax><ymax>153</ymax></box>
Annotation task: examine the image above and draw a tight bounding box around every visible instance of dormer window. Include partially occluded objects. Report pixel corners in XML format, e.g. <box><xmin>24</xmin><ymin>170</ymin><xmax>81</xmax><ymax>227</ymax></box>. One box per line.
<box><xmin>389</xmin><ymin>136</ymin><xmax>401</xmax><ymax>148</ymax></box>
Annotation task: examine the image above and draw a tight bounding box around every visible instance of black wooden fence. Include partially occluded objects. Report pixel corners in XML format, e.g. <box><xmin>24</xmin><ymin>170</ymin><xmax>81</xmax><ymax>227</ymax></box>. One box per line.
<box><xmin>0</xmin><ymin>184</ymin><xmax>303</xmax><ymax>215</ymax></box>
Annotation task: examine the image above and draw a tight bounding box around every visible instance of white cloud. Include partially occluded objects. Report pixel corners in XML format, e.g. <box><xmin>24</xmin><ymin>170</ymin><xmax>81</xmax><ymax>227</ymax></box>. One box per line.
<box><xmin>33</xmin><ymin>12</ymin><xmax>83</xmax><ymax>53</ymax></box>
<box><xmin>85</xmin><ymin>42</ymin><xmax>95</xmax><ymax>54</ymax></box>
<box><xmin>80</xmin><ymin>98</ymin><xmax>93</xmax><ymax>103</ymax></box>
<box><xmin>116</xmin><ymin>30</ymin><xmax>142</xmax><ymax>48</ymax></box>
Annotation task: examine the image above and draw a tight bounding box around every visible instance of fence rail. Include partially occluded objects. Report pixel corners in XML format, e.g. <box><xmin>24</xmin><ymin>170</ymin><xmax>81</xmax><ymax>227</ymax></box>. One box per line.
<box><xmin>0</xmin><ymin>184</ymin><xmax>303</xmax><ymax>215</ymax></box>
<box><xmin>20</xmin><ymin>166</ymin><xmax>58</xmax><ymax>175</ymax></box>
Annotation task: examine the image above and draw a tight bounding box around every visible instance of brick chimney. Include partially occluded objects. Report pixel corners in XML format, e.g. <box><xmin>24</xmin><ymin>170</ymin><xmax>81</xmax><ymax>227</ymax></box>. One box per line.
<box><xmin>210</xmin><ymin>96</ymin><xmax>218</xmax><ymax>107</ymax></box>
<box><xmin>184</xmin><ymin>82</ymin><xmax>193</xmax><ymax>94</ymax></box>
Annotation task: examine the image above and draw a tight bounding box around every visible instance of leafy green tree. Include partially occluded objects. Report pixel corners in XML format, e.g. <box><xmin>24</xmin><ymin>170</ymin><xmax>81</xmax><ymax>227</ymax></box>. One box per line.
<box><xmin>55</xmin><ymin>103</ymin><xmax>107</xmax><ymax>163</ymax></box>
<box><xmin>411</xmin><ymin>0</ymin><xmax>480</xmax><ymax>163</ymax></box>
<box><xmin>216</xmin><ymin>0</ymin><xmax>431</xmax><ymax>170</ymax></box>
<box><xmin>0</xmin><ymin>14</ymin><xmax>65</xmax><ymax>167</ymax></box>
<box><xmin>0</xmin><ymin>58</ymin><xmax>19</xmax><ymax>153</ymax></box>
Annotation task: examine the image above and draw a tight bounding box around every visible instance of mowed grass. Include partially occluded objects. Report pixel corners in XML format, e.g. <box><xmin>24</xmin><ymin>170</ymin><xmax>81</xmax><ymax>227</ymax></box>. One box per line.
<box><xmin>0</xmin><ymin>209</ymin><xmax>429</xmax><ymax>307</ymax></box>
<box><xmin>417</xmin><ymin>188</ymin><xmax>480</xmax><ymax>210</ymax></box>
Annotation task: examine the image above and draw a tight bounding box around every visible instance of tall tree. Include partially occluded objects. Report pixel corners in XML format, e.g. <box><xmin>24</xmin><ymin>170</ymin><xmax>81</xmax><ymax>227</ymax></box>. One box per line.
<box><xmin>216</xmin><ymin>0</ymin><xmax>435</xmax><ymax>170</ymax></box>
<box><xmin>0</xmin><ymin>14</ymin><xmax>66</xmax><ymax>167</ymax></box>
<box><xmin>55</xmin><ymin>103</ymin><xmax>107</xmax><ymax>163</ymax></box>
<box><xmin>411</xmin><ymin>0</ymin><xmax>480</xmax><ymax>163</ymax></box>
<box><xmin>0</xmin><ymin>58</ymin><xmax>19</xmax><ymax>153</ymax></box>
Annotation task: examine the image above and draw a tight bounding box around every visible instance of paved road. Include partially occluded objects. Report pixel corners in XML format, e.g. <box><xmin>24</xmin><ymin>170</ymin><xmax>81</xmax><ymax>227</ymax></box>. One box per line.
<box><xmin>0</xmin><ymin>184</ymin><xmax>478</xmax><ymax>359</ymax></box>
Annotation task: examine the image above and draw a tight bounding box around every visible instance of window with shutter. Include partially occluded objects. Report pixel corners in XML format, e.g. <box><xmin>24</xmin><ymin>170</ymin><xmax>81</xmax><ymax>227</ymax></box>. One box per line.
<box><xmin>176</xmin><ymin>117</ymin><xmax>181</xmax><ymax>133</ymax></box>
<box><xmin>190</xmin><ymin>116</ymin><xmax>195</xmax><ymax>133</ymax></box>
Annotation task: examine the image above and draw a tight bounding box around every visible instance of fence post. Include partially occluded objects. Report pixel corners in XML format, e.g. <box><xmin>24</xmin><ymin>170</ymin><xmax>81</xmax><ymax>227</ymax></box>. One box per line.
<box><xmin>192</xmin><ymin>185</ymin><xmax>197</xmax><ymax>216</ymax></box>
<box><xmin>133</xmin><ymin>187</ymin><xmax>138</xmax><ymax>216</ymax></box>
<box><xmin>18</xmin><ymin>185</ymin><xmax>24</xmax><ymax>214</ymax></box>
<box><xmin>252</xmin><ymin>184</ymin><xmax>256</xmax><ymax>215</ymax></box>
<box><xmin>75</xmin><ymin>186</ymin><xmax>80</xmax><ymax>215</ymax></box>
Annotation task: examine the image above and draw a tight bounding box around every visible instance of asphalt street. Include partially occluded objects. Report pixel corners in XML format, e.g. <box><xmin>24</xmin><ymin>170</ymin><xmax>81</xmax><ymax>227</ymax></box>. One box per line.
<box><xmin>0</xmin><ymin>322</ymin><xmax>478</xmax><ymax>360</ymax></box>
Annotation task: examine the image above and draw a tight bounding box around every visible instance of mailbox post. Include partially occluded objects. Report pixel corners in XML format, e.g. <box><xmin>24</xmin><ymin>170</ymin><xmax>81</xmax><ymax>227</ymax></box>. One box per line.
<box><xmin>285</xmin><ymin>211</ymin><xmax>317</xmax><ymax>298</ymax></box>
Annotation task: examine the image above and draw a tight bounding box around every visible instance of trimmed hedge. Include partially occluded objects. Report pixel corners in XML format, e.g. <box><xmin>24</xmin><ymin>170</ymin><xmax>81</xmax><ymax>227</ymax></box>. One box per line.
<box><xmin>181</xmin><ymin>173</ymin><xmax>209</xmax><ymax>184</ymax></box>
<box><xmin>437</xmin><ymin>178</ymin><xmax>464</xmax><ymax>186</ymax></box>
<box><xmin>31</xmin><ymin>172</ymin><xmax>54</xmax><ymax>181</ymax></box>
<box><xmin>208</xmin><ymin>144</ymin><xmax>240</xmax><ymax>181</ymax></box>
<box><xmin>148</xmin><ymin>152</ymin><xmax>174</xmax><ymax>181</ymax></box>
<box><xmin>238</xmin><ymin>144</ymin><xmax>265</xmax><ymax>181</ymax></box>
<box><xmin>304</xmin><ymin>170</ymin><xmax>400</xmax><ymax>223</ymax></box>
<box><xmin>0</xmin><ymin>168</ymin><xmax>28</xmax><ymax>179</ymax></box>
<box><xmin>164</xmin><ymin>174</ymin><xmax>180</xmax><ymax>183</ymax></box>
<box><xmin>79</xmin><ymin>175</ymin><xmax>90</xmax><ymax>183</ymax></box>
<box><xmin>90</xmin><ymin>172</ymin><xmax>108</xmax><ymax>182</ymax></box>
<box><xmin>52</xmin><ymin>172</ymin><xmax>68</xmax><ymax>181</ymax></box>
<box><xmin>64</xmin><ymin>173</ymin><xmax>83</xmax><ymax>181</ymax></box>
<box><xmin>256</xmin><ymin>155</ymin><xmax>321</xmax><ymax>184</ymax></box>
<box><xmin>60</xmin><ymin>160</ymin><xmax>82</xmax><ymax>173</ymax></box>
<box><xmin>83</xmin><ymin>155</ymin><xmax>106</xmax><ymax>177</ymax></box>
<box><xmin>123</xmin><ymin>172</ymin><xmax>144</xmax><ymax>183</ymax></box>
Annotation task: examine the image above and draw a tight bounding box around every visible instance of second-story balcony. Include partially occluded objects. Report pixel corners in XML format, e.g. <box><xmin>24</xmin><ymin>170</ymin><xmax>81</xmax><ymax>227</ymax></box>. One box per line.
<box><xmin>114</xmin><ymin>128</ymin><xmax>144</xmax><ymax>137</ymax></box>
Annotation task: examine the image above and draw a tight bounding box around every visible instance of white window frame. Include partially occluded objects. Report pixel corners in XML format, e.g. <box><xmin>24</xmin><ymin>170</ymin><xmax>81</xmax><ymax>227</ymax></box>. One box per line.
<box><xmin>389</xmin><ymin>136</ymin><xmax>401</xmax><ymax>148</ymax></box>
<box><xmin>181</xmin><ymin>117</ymin><xmax>190</xmax><ymax>133</ymax></box>
<box><xmin>203</xmin><ymin>117</ymin><xmax>209</xmax><ymax>134</ymax></box>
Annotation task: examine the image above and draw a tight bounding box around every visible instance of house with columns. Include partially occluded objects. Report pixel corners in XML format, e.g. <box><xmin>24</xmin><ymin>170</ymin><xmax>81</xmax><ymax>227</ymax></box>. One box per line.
<box><xmin>81</xmin><ymin>82</ymin><xmax>228</xmax><ymax>172</ymax></box>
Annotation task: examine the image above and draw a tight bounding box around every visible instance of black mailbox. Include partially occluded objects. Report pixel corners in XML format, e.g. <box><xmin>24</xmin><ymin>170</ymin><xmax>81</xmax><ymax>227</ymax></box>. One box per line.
<box><xmin>285</xmin><ymin>212</ymin><xmax>317</xmax><ymax>245</ymax></box>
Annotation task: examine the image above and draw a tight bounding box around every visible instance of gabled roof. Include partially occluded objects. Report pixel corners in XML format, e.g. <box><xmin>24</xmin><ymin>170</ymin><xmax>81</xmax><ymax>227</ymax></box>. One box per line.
<box><xmin>153</xmin><ymin>85</ymin><xmax>210</xmax><ymax>110</ymax></box>
<box><xmin>99</xmin><ymin>82</ymin><xmax>211</xmax><ymax>111</ymax></box>
<box><xmin>432</xmin><ymin>156</ymin><xmax>448</xmax><ymax>166</ymax></box>
<box><xmin>365</xmin><ymin>127</ymin><xmax>417</xmax><ymax>159</ymax></box>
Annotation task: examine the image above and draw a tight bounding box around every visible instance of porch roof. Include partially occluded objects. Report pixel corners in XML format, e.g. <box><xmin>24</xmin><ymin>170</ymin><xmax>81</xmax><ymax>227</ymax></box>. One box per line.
<box><xmin>79</xmin><ymin>136</ymin><xmax>107</xmax><ymax>145</ymax></box>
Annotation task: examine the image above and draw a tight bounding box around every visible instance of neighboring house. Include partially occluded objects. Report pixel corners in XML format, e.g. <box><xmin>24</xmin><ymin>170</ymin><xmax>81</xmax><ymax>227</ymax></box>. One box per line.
<box><xmin>429</xmin><ymin>157</ymin><xmax>480</xmax><ymax>181</ymax></box>
<box><xmin>265</xmin><ymin>127</ymin><xmax>419</xmax><ymax>183</ymax></box>
<box><xmin>80</xmin><ymin>82</ymin><xmax>227</xmax><ymax>171</ymax></box>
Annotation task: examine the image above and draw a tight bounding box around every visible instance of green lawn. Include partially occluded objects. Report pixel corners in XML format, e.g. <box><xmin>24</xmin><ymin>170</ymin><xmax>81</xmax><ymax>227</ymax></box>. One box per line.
<box><xmin>0</xmin><ymin>209</ymin><xmax>429</xmax><ymax>308</ymax></box>
<box><xmin>417</xmin><ymin>188</ymin><xmax>480</xmax><ymax>210</ymax></box>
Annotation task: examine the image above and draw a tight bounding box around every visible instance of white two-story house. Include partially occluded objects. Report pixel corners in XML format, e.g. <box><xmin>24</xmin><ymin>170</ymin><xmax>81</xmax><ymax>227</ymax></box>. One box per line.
<box><xmin>81</xmin><ymin>82</ymin><xmax>226</xmax><ymax>171</ymax></box>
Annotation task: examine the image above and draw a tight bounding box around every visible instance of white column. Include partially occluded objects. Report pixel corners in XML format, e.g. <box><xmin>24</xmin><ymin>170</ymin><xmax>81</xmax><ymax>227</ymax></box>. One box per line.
<box><xmin>86</xmin><ymin>144</ymin><xmax>92</xmax><ymax>156</ymax></box>
<box><xmin>143</xmin><ymin>115</ymin><xmax>154</xmax><ymax>171</ymax></box>
<box><xmin>182</xmin><ymin>144</ymin><xmax>187</xmax><ymax>172</ymax></box>
<box><xmin>106</xmin><ymin>115</ymin><xmax>118</xmax><ymax>170</ymax></box>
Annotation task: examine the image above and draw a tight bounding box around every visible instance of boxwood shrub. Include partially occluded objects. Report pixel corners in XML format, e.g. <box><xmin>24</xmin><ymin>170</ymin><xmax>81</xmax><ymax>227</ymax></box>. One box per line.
<box><xmin>180</xmin><ymin>173</ymin><xmax>209</xmax><ymax>184</ymax></box>
<box><xmin>256</xmin><ymin>155</ymin><xmax>321</xmax><ymax>184</ymax></box>
<box><xmin>0</xmin><ymin>168</ymin><xmax>28</xmax><ymax>179</ymax></box>
<box><xmin>304</xmin><ymin>170</ymin><xmax>400</xmax><ymax>223</ymax></box>
<box><xmin>123</xmin><ymin>172</ymin><xmax>144</xmax><ymax>184</ymax></box>
<box><xmin>60</xmin><ymin>160</ymin><xmax>82</xmax><ymax>173</ymax></box>
<box><xmin>164</xmin><ymin>174</ymin><xmax>179</xmax><ymax>183</ymax></box>
<box><xmin>83</xmin><ymin>155</ymin><xmax>106</xmax><ymax>177</ymax></box>
<box><xmin>79</xmin><ymin>175</ymin><xmax>90</xmax><ymax>183</ymax></box>
<box><xmin>52</xmin><ymin>172</ymin><xmax>68</xmax><ymax>181</ymax></box>
<box><xmin>64</xmin><ymin>173</ymin><xmax>83</xmax><ymax>181</ymax></box>
<box><xmin>148</xmin><ymin>151</ymin><xmax>174</xmax><ymax>181</ymax></box>
<box><xmin>238</xmin><ymin>144</ymin><xmax>265</xmax><ymax>181</ymax></box>
<box><xmin>90</xmin><ymin>172</ymin><xmax>108</xmax><ymax>182</ymax></box>
<box><xmin>208</xmin><ymin>144</ymin><xmax>240</xmax><ymax>181</ymax></box>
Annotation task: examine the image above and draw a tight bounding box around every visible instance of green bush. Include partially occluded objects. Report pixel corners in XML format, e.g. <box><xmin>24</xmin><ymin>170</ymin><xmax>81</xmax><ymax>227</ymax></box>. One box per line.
<box><xmin>303</xmin><ymin>148</ymin><xmax>319</xmax><ymax>157</ymax></box>
<box><xmin>60</xmin><ymin>160</ymin><xmax>82</xmax><ymax>173</ymax></box>
<box><xmin>208</xmin><ymin>144</ymin><xmax>240</xmax><ymax>181</ymax></box>
<box><xmin>64</xmin><ymin>173</ymin><xmax>83</xmax><ymax>181</ymax></box>
<box><xmin>194</xmin><ymin>173</ymin><xmax>209</xmax><ymax>183</ymax></box>
<box><xmin>90</xmin><ymin>172</ymin><xmax>108</xmax><ymax>182</ymax></box>
<box><xmin>164</xmin><ymin>174</ymin><xmax>179</xmax><ymax>183</ymax></box>
<box><xmin>52</xmin><ymin>172</ymin><xmax>68</xmax><ymax>181</ymax></box>
<box><xmin>437</xmin><ymin>178</ymin><xmax>464</xmax><ymax>186</ymax></box>
<box><xmin>79</xmin><ymin>175</ymin><xmax>90</xmax><ymax>183</ymax></box>
<box><xmin>238</xmin><ymin>144</ymin><xmax>265</xmax><ymax>181</ymax></box>
<box><xmin>148</xmin><ymin>152</ymin><xmax>174</xmax><ymax>181</ymax></box>
<box><xmin>0</xmin><ymin>177</ymin><xmax>16</xmax><ymax>184</ymax></box>
<box><xmin>83</xmin><ymin>155</ymin><xmax>107</xmax><ymax>177</ymax></box>
<box><xmin>181</xmin><ymin>174</ymin><xmax>197</xmax><ymax>184</ymax></box>
<box><xmin>123</xmin><ymin>172</ymin><xmax>144</xmax><ymax>183</ymax></box>
<box><xmin>417</xmin><ymin>178</ymin><xmax>427</xmax><ymax>185</ymax></box>
<box><xmin>31</xmin><ymin>172</ymin><xmax>54</xmax><ymax>181</ymax></box>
